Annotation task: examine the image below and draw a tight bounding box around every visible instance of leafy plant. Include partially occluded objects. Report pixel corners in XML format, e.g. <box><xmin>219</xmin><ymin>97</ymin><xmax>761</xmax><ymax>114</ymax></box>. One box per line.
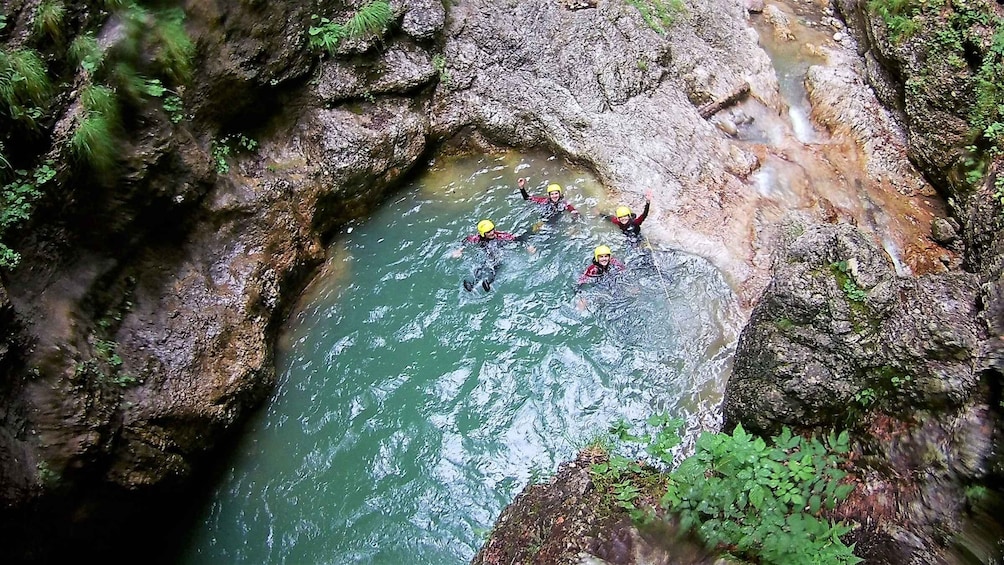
<box><xmin>308</xmin><ymin>1</ymin><xmax>393</xmax><ymax>55</ymax></box>
<box><xmin>590</xmin><ymin>416</ymin><xmax>860</xmax><ymax>564</ymax></box>
<box><xmin>867</xmin><ymin>0</ymin><xmax>921</xmax><ymax>40</ymax></box>
<box><xmin>163</xmin><ymin>93</ymin><xmax>184</xmax><ymax>123</ymax></box>
<box><xmin>853</xmin><ymin>387</ymin><xmax>877</xmax><ymax>407</ymax></box>
<box><xmin>832</xmin><ymin>261</ymin><xmax>867</xmax><ymax>303</ymax></box>
<box><xmin>662</xmin><ymin>425</ymin><xmax>859</xmax><ymax>564</ymax></box>
<box><xmin>0</xmin><ymin>160</ymin><xmax>57</xmax><ymax>267</ymax></box>
<box><xmin>589</xmin><ymin>414</ymin><xmax>683</xmax><ymax>522</ymax></box>
<box><xmin>37</xmin><ymin>461</ymin><xmax>60</xmax><ymax>486</ymax></box>
<box><xmin>590</xmin><ymin>452</ymin><xmax>651</xmax><ymax>521</ymax></box>
<box><xmin>211</xmin><ymin>134</ymin><xmax>259</xmax><ymax>175</ymax></box>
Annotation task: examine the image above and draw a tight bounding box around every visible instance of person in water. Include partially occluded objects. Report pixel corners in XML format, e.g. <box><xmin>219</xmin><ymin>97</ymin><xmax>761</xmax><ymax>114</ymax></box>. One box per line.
<box><xmin>601</xmin><ymin>190</ymin><xmax>654</xmax><ymax>246</ymax></box>
<box><xmin>517</xmin><ymin>177</ymin><xmax>581</xmax><ymax>224</ymax></box>
<box><xmin>577</xmin><ymin>244</ymin><xmax>625</xmax><ymax>286</ymax></box>
<box><xmin>452</xmin><ymin>219</ymin><xmax>535</xmax><ymax>292</ymax></box>
<box><xmin>575</xmin><ymin>244</ymin><xmax>626</xmax><ymax>310</ymax></box>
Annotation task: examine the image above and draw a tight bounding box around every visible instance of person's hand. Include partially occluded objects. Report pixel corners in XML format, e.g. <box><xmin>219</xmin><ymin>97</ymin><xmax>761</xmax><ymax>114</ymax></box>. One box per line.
<box><xmin>527</xmin><ymin>245</ymin><xmax>537</xmax><ymax>254</ymax></box>
<box><xmin>517</xmin><ymin>177</ymin><xmax>526</xmax><ymax>189</ymax></box>
<box><xmin>645</xmin><ymin>189</ymin><xmax>653</xmax><ymax>201</ymax></box>
<box><xmin>451</xmin><ymin>248</ymin><xmax>462</xmax><ymax>258</ymax></box>
<box><xmin>576</xmin><ymin>296</ymin><xmax>587</xmax><ymax>311</ymax></box>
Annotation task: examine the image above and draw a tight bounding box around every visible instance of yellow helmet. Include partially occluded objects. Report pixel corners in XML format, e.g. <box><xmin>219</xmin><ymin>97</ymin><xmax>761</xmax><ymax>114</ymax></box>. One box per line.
<box><xmin>594</xmin><ymin>245</ymin><xmax>612</xmax><ymax>260</ymax></box>
<box><xmin>546</xmin><ymin>183</ymin><xmax>563</xmax><ymax>194</ymax></box>
<box><xmin>615</xmin><ymin>206</ymin><xmax>632</xmax><ymax>218</ymax></box>
<box><xmin>477</xmin><ymin>219</ymin><xmax>495</xmax><ymax>236</ymax></box>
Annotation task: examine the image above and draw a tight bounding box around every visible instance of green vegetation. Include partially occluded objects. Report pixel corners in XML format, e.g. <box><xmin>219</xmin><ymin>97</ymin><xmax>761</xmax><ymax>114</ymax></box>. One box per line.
<box><xmin>868</xmin><ymin>0</ymin><xmax>1004</xmax><ymax>202</ymax></box>
<box><xmin>33</xmin><ymin>1</ymin><xmax>66</xmax><ymax>43</ymax></box>
<box><xmin>163</xmin><ymin>93</ymin><xmax>184</xmax><ymax>123</ymax></box>
<box><xmin>0</xmin><ymin>48</ymin><xmax>51</xmax><ymax>127</ymax></box>
<box><xmin>831</xmin><ymin>261</ymin><xmax>867</xmax><ymax>303</ymax></box>
<box><xmin>590</xmin><ymin>417</ymin><xmax>859</xmax><ymax>564</ymax></box>
<box><xmin>1</xmin><ymin>1</ymin><xmax>195</xmax><ymax>267</ymax></box>
<box><xmin>36</xmin><ymin>461</ymin><xmax>60</xmax><ymax>486</ymax></box>
<box><xmin>66</xmin><ymin>2</ymin><xmax>193</xmax><ymax>169</ymax></box>
<box><xmin>626</xmin><ymin>0</ymin><xmax>686</xmax><ymax>35</ymax></box>
<box><xmin>212</xmin><ymin>134</ymin><xmax>259</xmax><ymax>175</ymax></box>
<box><xmin>853</xmin><ymin>387</ymin><xmax>876</xmax><ymax>408</ymax></box>
<box><xmin>866</xmin><ymin>0</ymin><xmax>920</xmax><ymax>40</ymax></box>
<box><xmin>147</xmin><ymin>8</ymin><xmax>196</xmax><ymax>83</ymax></box>
<box><xmin>69</xmin><ymin>32</ymin><xmax>104</xmax><ymax>75</ymax></box>
<box><xmin>71</xmin><ymin>84</ymin><xmax>120</xmax><ymax>171</ymax></box>
<box><xmin>0</xmin><ymin>161</ymin><xmax>56</xmax><ymax>266</ymax></box>
<box><xmin>308</xmin><ymin>1</ymin><xmax>394</xmax><ymax>55</ymax></box>
<box><xmin>776</xmin><ymin>317</ymin><xmax>795</xmax><ymax>331</ymax></box>
<box><xmin>432</xmin><ymin>54</ymin><xmax>450</xmax><ymax>86</ymax></box>
<box><xmin>851</xmin><ymin>367</ymin><xmax>913</xmax><ymax>413</ymax></box>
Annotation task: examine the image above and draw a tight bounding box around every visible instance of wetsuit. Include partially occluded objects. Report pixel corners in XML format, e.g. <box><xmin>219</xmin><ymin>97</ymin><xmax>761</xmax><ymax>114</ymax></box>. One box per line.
<box><xmin>577</xmin><ymin>257</ymin><xmax>626</xmax><ymax>285</ymax></box>
<box><xmin>603</xmin><ymin>201</ymin><xmax>650</xmax><ymax>244</ymax></box>
<box><xmin>461</xmin><ymin>231</ymin><xmax>520</xmax><ymax>291</ymax></box>
<box><xmin>519</xmin><ymin>186</ymin><xmax>580</xmax><ymax>221</ymax></box>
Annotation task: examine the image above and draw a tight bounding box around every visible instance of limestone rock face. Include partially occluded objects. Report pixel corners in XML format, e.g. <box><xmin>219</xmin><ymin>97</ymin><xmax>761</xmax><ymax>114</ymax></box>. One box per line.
<box><xmin>431</xmin><ymin>0</ymin><xmax>786</xmax><ymax>301</ymax></box>
<box><xmin>723</xmin><ymin>222</ymin><xmax>996</xmax><ymax>563</ymax></box>
<box><xmin>724</xmin><ymin>222</ymin><xmax>985</xmax><ymax>435</ymax></box>
<box><xmin>0</xmin><ymin>1</ymin><xmax>434</xmax><ymax>560</ymax></box>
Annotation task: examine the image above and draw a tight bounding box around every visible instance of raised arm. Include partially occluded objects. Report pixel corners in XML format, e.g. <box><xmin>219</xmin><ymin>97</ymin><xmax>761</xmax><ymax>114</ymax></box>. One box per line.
<box><xmin>635</xmin><ymin>191</ymin><xmax>653</xmax><ymax>224</ymax></box>
<box><xmin>517</xmin><ymin>177</ymin><xmax>531</xmax><ymax>200</ymax></box>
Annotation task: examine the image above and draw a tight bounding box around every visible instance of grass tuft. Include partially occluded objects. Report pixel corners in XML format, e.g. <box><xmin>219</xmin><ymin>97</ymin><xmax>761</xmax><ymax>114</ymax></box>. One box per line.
<box><xmin>71</xmin><ymin>84</ymin><xmax>121</xmax><ymax>171</ymax></box>
<box><xmin>151</xmin><ymin>9</ymin><xmax>195</xmax><ymax>83</ymax></box>
<box><xmin>0</xmin><ymin>48</ymin><xmax>51</xmax><ymax>126</ymax></box>
<box><xmin>346</xmin><ymin>0</ymin><xmax>393</xmax><ymax>38</ymax></box>
<box><xmin>69</xmin><ymin>32</ymin><xmax>105</xmax><ymax>75</ymax></box>
<box><xmin>71</xmin><ymin>112</ymin><xmax>119</xmax><ymax>171</ymax></box>
<box><xmin>33</xmin><ymin>1</ymin><xmax>66</xmax><ymax>42</ymax></box>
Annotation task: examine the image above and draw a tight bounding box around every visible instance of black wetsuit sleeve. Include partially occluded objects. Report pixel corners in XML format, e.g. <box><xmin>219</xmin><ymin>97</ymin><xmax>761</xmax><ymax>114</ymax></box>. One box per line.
<box><xmin>519</xmin><ymin>186</ymin><xmax>531</xmax><ymax>200</ymax></box>
<box><xmin>637</xmin><ymin>201</ymin><xmax>650</xmax><ymax>224</ymax></box>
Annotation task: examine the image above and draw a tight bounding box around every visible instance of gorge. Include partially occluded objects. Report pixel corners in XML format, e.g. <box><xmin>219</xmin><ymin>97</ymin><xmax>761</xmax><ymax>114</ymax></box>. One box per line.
<box><xmin>0</xmin><ymin>0</ymin><xmax>1001</xmax><ymax>563</ymax></box>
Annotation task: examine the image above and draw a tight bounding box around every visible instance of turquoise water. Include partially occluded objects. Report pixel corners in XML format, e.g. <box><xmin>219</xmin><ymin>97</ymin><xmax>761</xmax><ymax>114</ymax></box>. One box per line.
<box><xmin>178</xmin><ymin>151</ymin><xmax>743</xmax><ymax>564</ymax></box>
